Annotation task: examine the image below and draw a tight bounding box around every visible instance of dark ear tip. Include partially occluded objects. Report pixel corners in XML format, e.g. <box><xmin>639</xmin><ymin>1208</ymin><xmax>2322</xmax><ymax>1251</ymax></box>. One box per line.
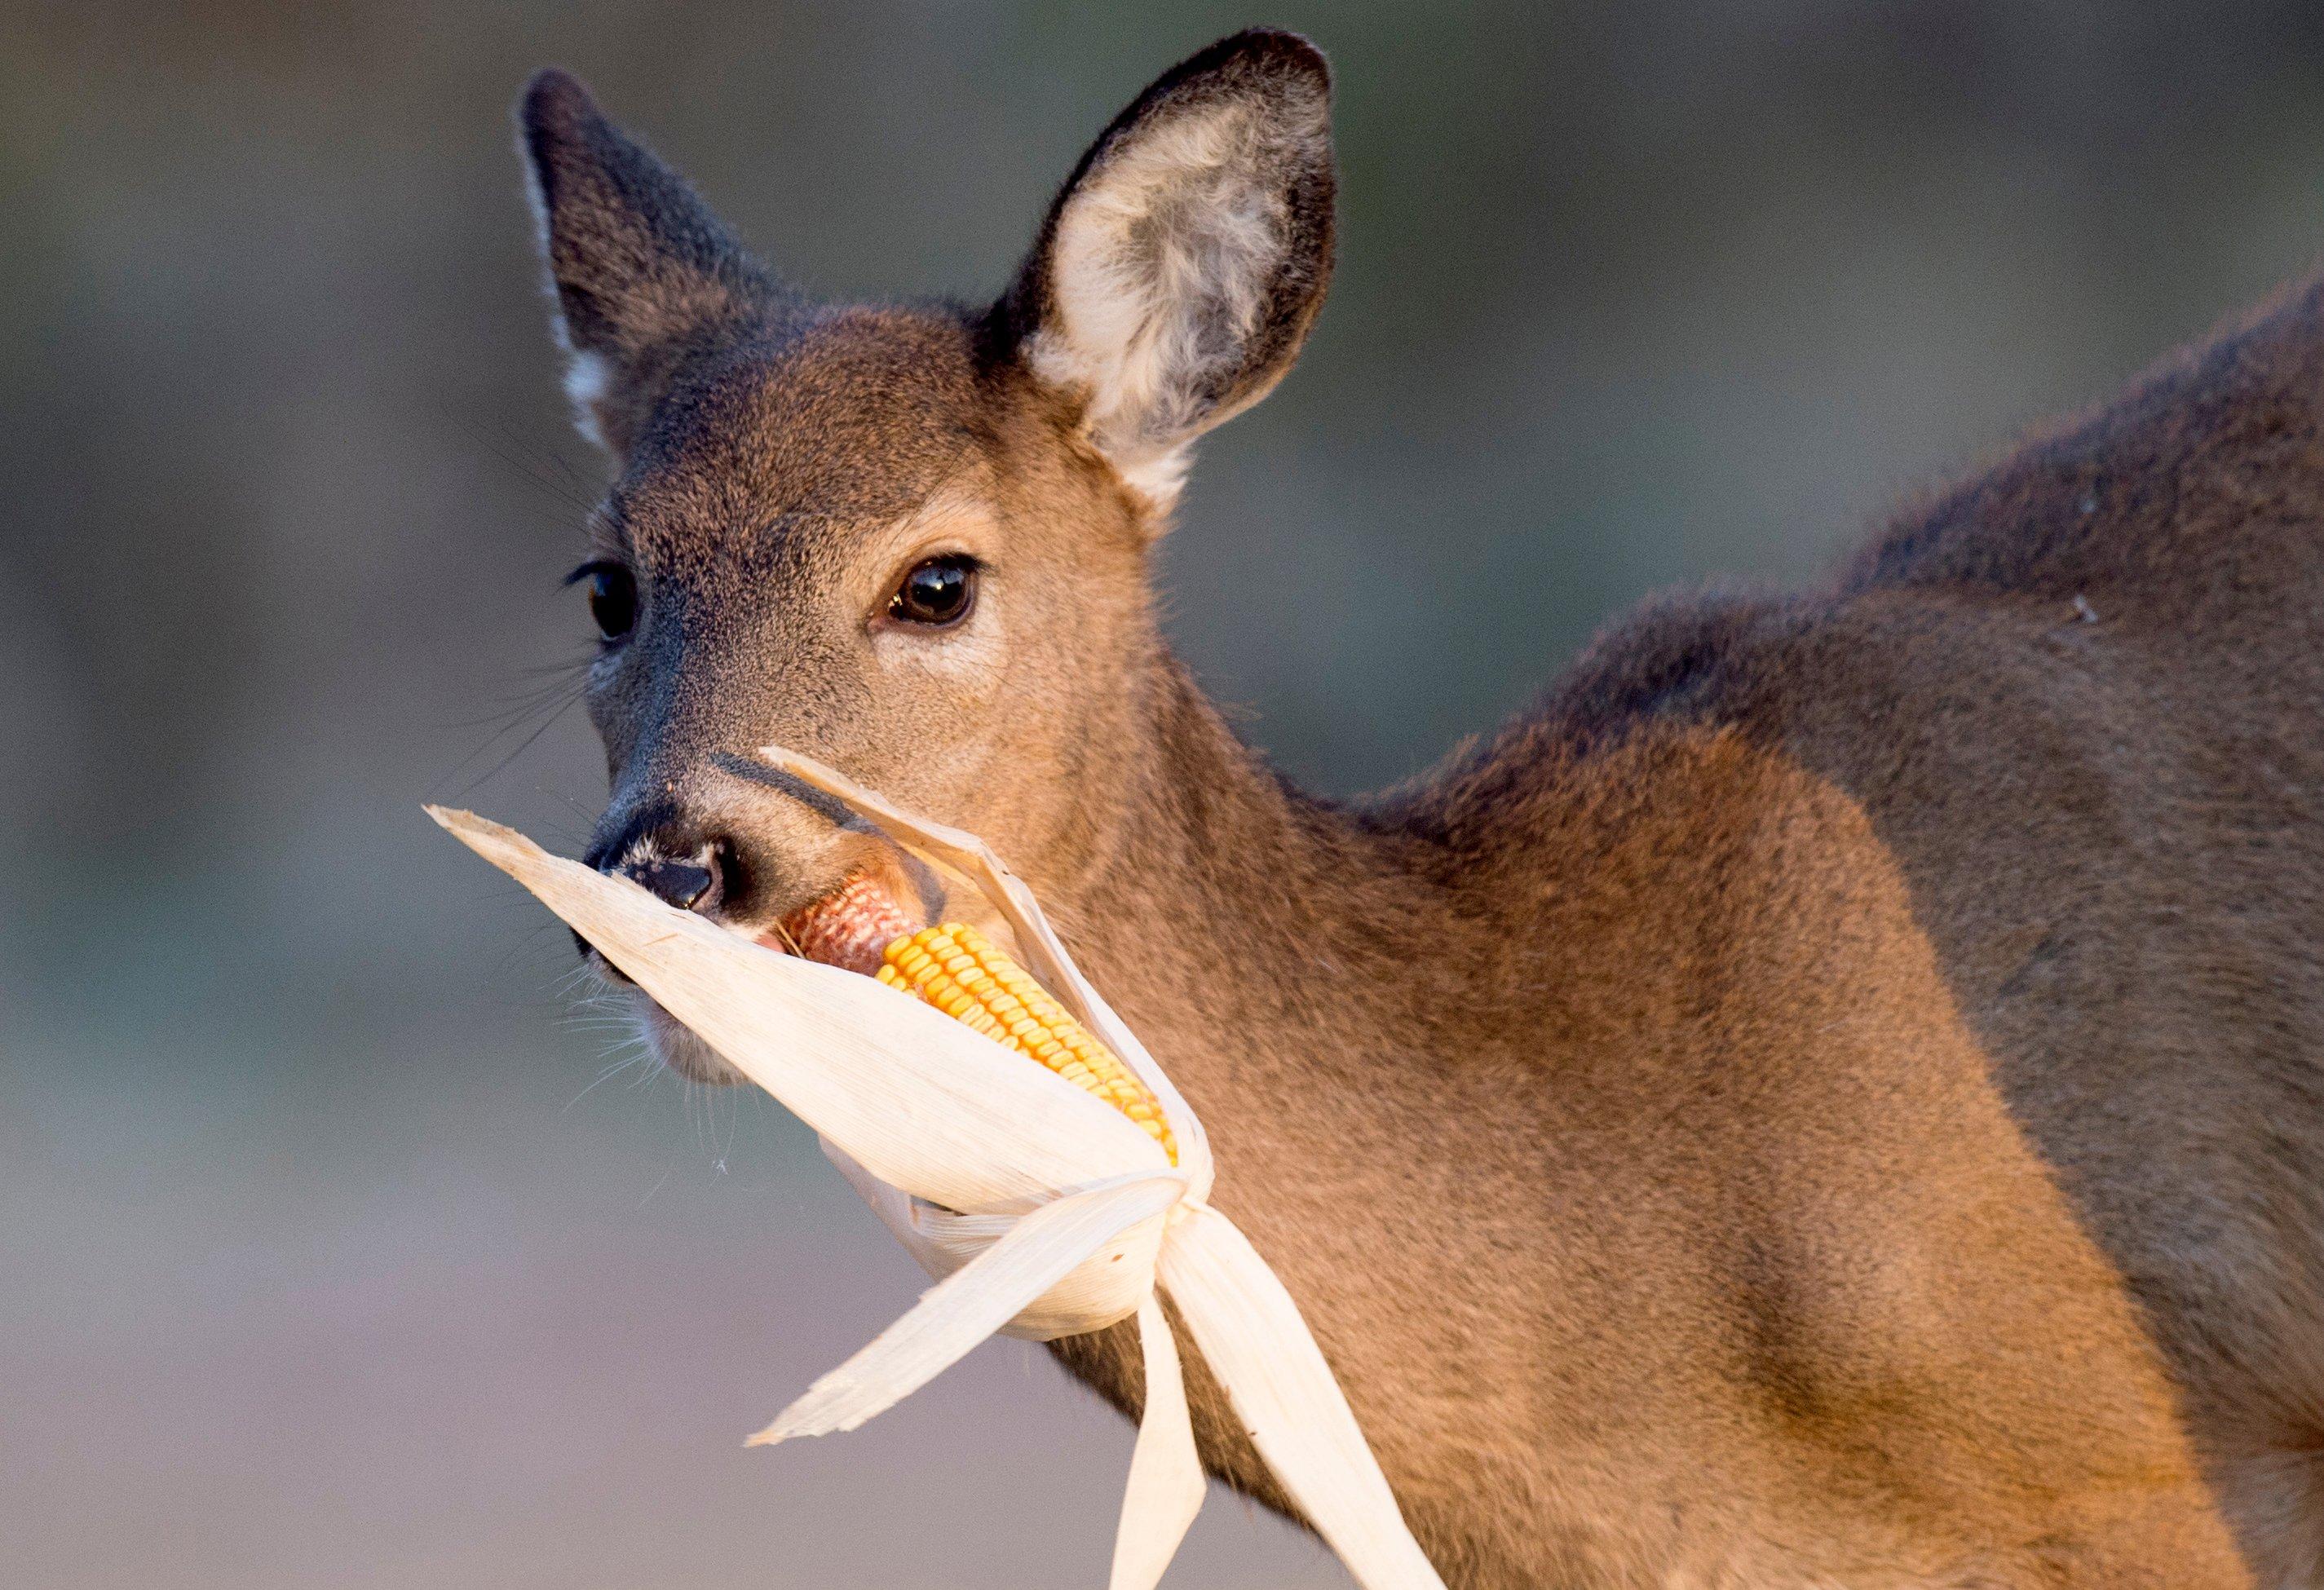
<box><xmin>1229</xmin><ymin>27</ymin><xmax>1330</xmax><ymax>73</ymax></box>
<box><xmin>1191</xmin><ymin>26</ymin><xmax>1331</xmax><ymax>91</ymax></box>
<box><xmin>517</xmin><ymin>67</ymin><xmax>601</xmax><ymax>145</ymax></box>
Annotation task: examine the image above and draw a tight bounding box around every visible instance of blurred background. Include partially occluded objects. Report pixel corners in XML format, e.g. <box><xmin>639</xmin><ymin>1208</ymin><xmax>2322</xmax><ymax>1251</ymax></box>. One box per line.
<box><xmin>8</xmin><ymin>2</ymin><xmax>2324</xmax><ymax>1584</ymax></box>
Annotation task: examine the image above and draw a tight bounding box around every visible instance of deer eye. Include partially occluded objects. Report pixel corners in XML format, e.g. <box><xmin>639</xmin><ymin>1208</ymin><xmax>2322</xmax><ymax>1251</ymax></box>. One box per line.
<box><xmin>887</xmin><ymin>555</ymin><xmax>977</xmax><ymax>627</ymax></box>
<box><xmin>568</xmin><ymin>561</ymin><xmax>637</xmax><ymax>641</ymax></box>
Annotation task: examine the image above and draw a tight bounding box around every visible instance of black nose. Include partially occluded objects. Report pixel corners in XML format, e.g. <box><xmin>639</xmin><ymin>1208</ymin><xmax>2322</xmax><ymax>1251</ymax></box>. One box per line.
<box><xmin>581</xmin><ymin>819</ymin><xmax>733</xmax><ymax>916</ymax></box>
<box><xmin>623</xmin><ymin>853</ymin><xmax>718</xmax><ymax>911</ymax></box>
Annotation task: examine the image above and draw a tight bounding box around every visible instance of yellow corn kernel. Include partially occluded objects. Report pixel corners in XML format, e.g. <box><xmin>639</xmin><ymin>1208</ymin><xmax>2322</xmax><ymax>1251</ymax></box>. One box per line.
<box><xmin>879</xmin><ymin>922</ymin><xmax>1177</xmax><ymax>1165</ymax></box>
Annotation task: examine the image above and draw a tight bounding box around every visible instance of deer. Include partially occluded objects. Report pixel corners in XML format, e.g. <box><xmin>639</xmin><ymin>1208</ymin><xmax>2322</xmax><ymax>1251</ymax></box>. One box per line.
<box><xmin>511</xmin><ymin>27</ymin><xmax>2324</xmax><ymax>1589</ymax></box>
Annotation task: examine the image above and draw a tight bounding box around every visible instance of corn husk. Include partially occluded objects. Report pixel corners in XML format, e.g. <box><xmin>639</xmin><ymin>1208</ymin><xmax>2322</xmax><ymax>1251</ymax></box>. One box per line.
<box><xmin>426</xmin><ymin>749</ymin><xmax>1443</xmax><ymax>1590</ymax></box>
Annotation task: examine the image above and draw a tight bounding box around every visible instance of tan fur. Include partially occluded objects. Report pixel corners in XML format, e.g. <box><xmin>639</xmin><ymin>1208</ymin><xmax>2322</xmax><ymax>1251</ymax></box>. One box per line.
<box><xmin>514</xmin><ymin>34</ymin><xmax>2324</xmax><ymax>1587</ymax></box>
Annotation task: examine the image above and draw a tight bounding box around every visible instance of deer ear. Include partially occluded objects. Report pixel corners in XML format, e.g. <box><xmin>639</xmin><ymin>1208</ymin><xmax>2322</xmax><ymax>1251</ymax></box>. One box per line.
<box><xmin>997</xmin><ymin>29</ymin><xmax>1336</xmax><ymax>510</ymax></box>
<box><xmin>516</xmin><ymin>69</ymin><xmax>776</xmax><ymax>457</ymax></box>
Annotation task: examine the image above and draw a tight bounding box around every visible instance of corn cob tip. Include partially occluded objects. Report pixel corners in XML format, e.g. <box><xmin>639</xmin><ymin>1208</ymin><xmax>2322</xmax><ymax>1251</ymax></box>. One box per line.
<box><xmin>767</xmin><ymin>872</ymin><xmax>920</xmax><ymax>977</ymax></box>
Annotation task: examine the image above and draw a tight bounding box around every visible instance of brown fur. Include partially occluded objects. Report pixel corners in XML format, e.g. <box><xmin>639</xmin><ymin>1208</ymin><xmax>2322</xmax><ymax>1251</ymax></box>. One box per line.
<box><xmin>512</xmin><ymin>32</ymin><xmax>2324</xmax><ymax>1587</ymax></box>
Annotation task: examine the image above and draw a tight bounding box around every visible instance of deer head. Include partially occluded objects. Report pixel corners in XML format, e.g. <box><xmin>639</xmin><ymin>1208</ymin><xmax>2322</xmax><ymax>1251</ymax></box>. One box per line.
<box><xmin>515</xmin><ymin>31</ymin><xmax>1336</xmax><ymax>1078</ymax></box>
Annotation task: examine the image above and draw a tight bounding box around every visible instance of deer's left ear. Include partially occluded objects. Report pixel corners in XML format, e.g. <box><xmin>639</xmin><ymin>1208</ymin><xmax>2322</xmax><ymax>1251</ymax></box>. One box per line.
<box><xmin>995</xmin><ymin>29</ymin><xmax>1336</xmax><ymax>510</ymax></box>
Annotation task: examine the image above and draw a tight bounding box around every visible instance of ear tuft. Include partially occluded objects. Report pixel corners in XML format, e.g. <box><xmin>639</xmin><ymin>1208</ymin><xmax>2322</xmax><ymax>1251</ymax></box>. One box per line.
<box><xmin>515</xmin><ymin>68</ymin><xmax>780</xmax><ymax>457</ymax></box>
<box><xmin>999</xmin><ymin>29</ymin><xmax>1337</xmax><ymax>511</ymax></box>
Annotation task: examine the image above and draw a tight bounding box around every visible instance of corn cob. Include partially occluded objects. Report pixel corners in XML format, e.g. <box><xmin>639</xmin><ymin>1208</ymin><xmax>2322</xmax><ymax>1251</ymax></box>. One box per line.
<box><xmin>777</xmin><ymin>872</ymin><xmax>917</xmax><ymax>977</ymax></box>
<box><xmin>877</xmin><ymin>922</ymin><xmax>1177</xmax><ymax>1166</ymax></box>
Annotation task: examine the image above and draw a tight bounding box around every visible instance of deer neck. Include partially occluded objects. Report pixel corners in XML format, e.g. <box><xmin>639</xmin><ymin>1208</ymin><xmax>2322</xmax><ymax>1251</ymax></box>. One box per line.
<box><xmin>1049</xmin><ymin>653</ymin><xmax>1456</xmax><ymax>1136</ymax></box>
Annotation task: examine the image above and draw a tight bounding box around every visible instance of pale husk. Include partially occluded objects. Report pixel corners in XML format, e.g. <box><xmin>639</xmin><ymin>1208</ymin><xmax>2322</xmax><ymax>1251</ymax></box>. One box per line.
<box><xmin>430</xmin><ymin>806</ymin><xmax>1164</xmax><ymax>1213</ymax></box>
<box><xmin>745</xmin><ymin>1170</ymin><xmax>1187</xmax><ymax>1445</ymax></box>
<box><xmin>822</xmin><ymin>1139</ymin><xmax>1169</xmax><ymax>1340</ymax></box>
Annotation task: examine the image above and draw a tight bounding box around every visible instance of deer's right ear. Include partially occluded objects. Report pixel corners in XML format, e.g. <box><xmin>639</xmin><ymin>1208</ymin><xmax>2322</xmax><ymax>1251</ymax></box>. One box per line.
<box><xmin>994</xmin><ymin>29</ymin><xmax>1337</xmax><ymax>512</ymax></box>
<box><xmin>516</xmin><ymin>69</ymin><xmax>773</xmax><ymax>457</ymax></box>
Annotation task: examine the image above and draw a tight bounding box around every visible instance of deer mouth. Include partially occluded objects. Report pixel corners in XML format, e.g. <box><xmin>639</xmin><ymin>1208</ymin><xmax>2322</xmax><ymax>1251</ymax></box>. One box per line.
<box><xmin>590</xmin><ymin>868</ymin><xmax>927</xmax><ymax>1085</ymax></box>
<box><xmin>758</xmin><ymin>870</ymin><xmax>923</xmax><ymax>978</ymax></box>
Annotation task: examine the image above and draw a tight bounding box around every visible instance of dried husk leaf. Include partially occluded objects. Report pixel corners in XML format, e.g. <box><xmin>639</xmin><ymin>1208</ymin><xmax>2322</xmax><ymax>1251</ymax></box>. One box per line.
<box><xmin>822</xmin><ymin>1138</ymin><xmax>1167</xmax><ymax>1340</ymax></box>
<box><xmin>1161</xmin><ymin>1206</ymin><xmax>1445</xmax><ymax>1588</ymax></box>
<box><xmin>748</xmin><ymin>1171</ymin><xmax>1185</xmax><ymax>1445</ymax></box>
<box><xmin>1109</xmin><ymin>1292</ymin><xmax>1205</xmax><ymax>1590</ymax></box>
<box><xmin>426</xmin><ymin>805</ymin><xmax>1168</xmax><ymax>1214</ymax></box>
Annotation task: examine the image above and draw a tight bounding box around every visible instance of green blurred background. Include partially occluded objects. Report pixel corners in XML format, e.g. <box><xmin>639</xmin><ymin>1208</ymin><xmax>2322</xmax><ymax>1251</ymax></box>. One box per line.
<box><xmin>7</xmin><ymin>2</ymin><xmax>2324</xmax><ymax>1584</ymax></box>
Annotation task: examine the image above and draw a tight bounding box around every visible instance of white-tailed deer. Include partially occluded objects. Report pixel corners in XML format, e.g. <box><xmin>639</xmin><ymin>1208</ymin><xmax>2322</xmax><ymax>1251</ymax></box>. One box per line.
<box><xmin>515</xmin><ymin>29</ymin><xmax>2324</xmax><ymax>1588</ymax></box>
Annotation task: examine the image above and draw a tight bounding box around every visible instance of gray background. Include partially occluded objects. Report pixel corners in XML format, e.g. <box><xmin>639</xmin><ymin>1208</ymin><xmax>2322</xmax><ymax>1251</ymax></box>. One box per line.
<box><xmin>8</xmin><ymin>2</ymin><xmax>2324</xmax><ymax>1584</ymax></box>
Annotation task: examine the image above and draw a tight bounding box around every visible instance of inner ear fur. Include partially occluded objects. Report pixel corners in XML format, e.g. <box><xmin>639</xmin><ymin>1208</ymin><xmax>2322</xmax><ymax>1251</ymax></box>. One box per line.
<box><xmin>993</xmin><ymin>29</ymin><xmax>1337</xmax><ymax>507</ymax></box>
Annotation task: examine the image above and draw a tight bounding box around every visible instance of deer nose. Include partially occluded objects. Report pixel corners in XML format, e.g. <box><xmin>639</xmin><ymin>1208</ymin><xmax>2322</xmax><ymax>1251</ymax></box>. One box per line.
<box><xmin>577</xmin><ymin>817</ymin><xmax>745</xmax><ymax>978</ymax></box>
<box><xmin>581</xmin><ymin>821</ymin><xmax>732</xmax><ymax>916</ymax></box>
<box><xmin>621</xmin><ymin>852</ymin><xmax>718</xmax><ymax>911</ymax></box>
